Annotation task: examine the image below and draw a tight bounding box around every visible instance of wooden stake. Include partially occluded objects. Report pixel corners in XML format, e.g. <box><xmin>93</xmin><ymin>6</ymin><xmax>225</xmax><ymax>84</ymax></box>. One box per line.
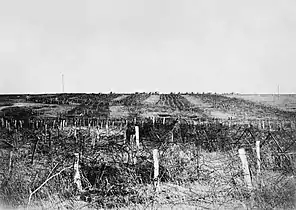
<box><xmin>74</xmin><ymin>153</ymin><xmax>82</xmax><ymax>192</ymax></box>
<box><xmin>44</xmin><ymin>122</ymin><xmax>48</xmax><ymax>131</ymax></box>
<box><xmin>31</xmin><ymin>138</ymin><xmax>39</xmax><ymax>165</ymax></box>
<box><xmin>170</xmin><ymin>131</ymin><xmax>174</xmax><ymax>142</ymax></box>
<box><xmin>153</xmin><ymin>149</ymin><xmax>160</xmax><ymax>192</ymax></box>
<box><xmin>135</xmin><ymin>126</ymin><xmax>140</xmax><ymax>149</ymax></box>
<box><xmin>8</xmin><ymin>150</ymin><xmax>13</xmax><ymax>176</ymax></box>
<box><xmin>238</xmin><ymin>148</ymin><xmax>252</xmax><ymax>190</ymax></box>
<box><xmin>256</xmin><ymin>141</ymin><xmax>261</xmax><ymax>175</ymax></box>
<box><xmin>91</xmin><ymin>135</ymin><xmax>96</xmax><ymax>149</ymax></box>
<box><xmin>106</xmin><ymin>121</ymin><xmax>109</xmax><ymax>135</ymax></box>
<box><xmin>123</xmin><ymin>129</ymin><xmax>127</xmax><ymax>144</ymax></box>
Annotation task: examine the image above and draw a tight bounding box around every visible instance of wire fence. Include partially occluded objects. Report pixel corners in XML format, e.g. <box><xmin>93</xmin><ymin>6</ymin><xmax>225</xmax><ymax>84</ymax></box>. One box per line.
<box><xmin>0</xmin><ymin>115</ymin><xmax>296</xmax><ymax>209</ymax></box>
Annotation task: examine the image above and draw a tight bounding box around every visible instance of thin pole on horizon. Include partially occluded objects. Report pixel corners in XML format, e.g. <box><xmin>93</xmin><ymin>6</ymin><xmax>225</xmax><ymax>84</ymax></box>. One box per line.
<box><xmin>62</xmin><ymin>74</ymin><xmax>64</xmax><ymax>93</ymax></box>
<box><xmin>278</xmin><ymin>85</ymin><xmax>280</xmax><ymax>100</ymax></box>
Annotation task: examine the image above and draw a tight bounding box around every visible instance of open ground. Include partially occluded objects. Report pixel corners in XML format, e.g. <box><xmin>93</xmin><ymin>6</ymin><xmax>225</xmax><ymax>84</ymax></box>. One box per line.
<box><xmin>0</xmin><ymin>93</ymin><xmax>296</xmax><ymax>209</ymax></box>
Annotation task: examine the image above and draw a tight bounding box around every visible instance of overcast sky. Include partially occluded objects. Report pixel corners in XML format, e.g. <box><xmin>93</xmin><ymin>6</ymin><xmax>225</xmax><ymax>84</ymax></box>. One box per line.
<box><xmin>0</xmin><ymin>0</ymin><xmax>296</xmax><ymax>94</ymax></box>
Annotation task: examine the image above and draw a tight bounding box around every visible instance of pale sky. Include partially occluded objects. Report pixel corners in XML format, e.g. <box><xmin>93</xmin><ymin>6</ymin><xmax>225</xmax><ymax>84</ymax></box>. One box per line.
<box><xmin>0</xmin><ymin>0</ymin><xmax>296</xmax><ymax>94</ymax></box>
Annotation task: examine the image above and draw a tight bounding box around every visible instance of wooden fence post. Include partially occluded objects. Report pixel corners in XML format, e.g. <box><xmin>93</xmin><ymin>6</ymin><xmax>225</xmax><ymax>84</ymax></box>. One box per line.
<box><xmin>123</xmin><ymin>129</ymin><xmax>127</xmax><ymax>144</ymax></box>
<box><xmin>153</xmin><ymin>149</ymin><xmax>160</xmax><ymax>192</ymax></box>
<box><xmin>91</xmin><ymin>136</ymin><xmax>95</xmax><ymax>149</ymax></box>
<box><xmin>170</xmin><ymin>131</ymin><xmax>174</xmax><ymax>143</ymax></box>
<box><xmin>238</xmin><ymin>148</ymin><xmax>252</xmax><ymax>190</ymax></box>
<box><xmin>74</xmin><ymin>153</ymin><xmax>83</xmax><ymax>192</ymax></box>
<box><xmin>31</xmin><ymin>137</ymin><xmax>39</xmax><ymax>165</ymax></box>
<box><xmin>45</xmin><ymin>123</ymin><xmax>48</xmax><ymax>135</ymax></box>
<box><xmin>256</xmin><ymin>141</ymin><xmax>261</xmax><ymax>175</ymax></box>
<box><xmin>8</xmin><ymin>150</ymin><xmax>13</xmax><ymax>176</ymax></box>
<box><xmin>106</xmin><ymin>121</ymin><xmax>109</xmax><ymax>135</ymax></box>
<box><xmin>135</xmin><ymin>126</ymin><xmax>140</xmax><ymax>149</ymax></box>
<box><xmin>48</xmin><ymin>130</ymin><xmax>52</xmax><ymax>153</ymax></box>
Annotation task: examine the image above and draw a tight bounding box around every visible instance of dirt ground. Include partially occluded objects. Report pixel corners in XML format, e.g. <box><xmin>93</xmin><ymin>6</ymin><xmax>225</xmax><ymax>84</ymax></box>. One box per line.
<box><xmin>112</xmin><ymin>95</ymin><xmax>130</xmax><ymax>101</ymax></box>
<box><xmin>0</xmin><ymin>102</ymin><xmax>75</xmax><ymax>118</ymax></box>
<box><xmin>226</xmin><ymin>94</ymin><xmax>296</xmax><ymax>112</ymax></box>
<box><xmin>143</xmin><ymin>95</ymin><xmax>160</xmax><ymax>105</ymax></box>
<box><xmin>109</xmin><ymin>105</ymin><xmax>130</xmax><ymax>118</ymax></box>
<box><xmin>182</xmin><ymin>95</ymin><xmax>235</xmax><ymax>119</ymax></box>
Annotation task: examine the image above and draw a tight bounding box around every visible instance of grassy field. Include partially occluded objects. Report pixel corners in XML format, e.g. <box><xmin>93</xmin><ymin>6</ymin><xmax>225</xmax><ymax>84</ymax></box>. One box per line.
<box><xmin>0</xmin><ymin>93</ymin><xmax>296</xmax><ymax>209</ymax></box>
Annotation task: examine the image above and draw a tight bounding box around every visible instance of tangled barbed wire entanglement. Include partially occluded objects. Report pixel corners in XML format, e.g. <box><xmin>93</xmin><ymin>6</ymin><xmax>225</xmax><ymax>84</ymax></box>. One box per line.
<box><xmin>0</xmin><ymin>114</ymin><xmax>296</xmax><ymax>209</ymax></box>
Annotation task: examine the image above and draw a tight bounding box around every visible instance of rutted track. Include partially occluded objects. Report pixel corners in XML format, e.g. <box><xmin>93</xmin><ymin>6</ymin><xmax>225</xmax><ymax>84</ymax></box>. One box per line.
<box><xmin>111</xmin><ymin>93</ymin><xmax>151</xmax><ymax>106</ymax></box>
<box><xmin>156</xmin><ymin>94</ymin><xmax>192</xmax><ymax>110</ymax></box>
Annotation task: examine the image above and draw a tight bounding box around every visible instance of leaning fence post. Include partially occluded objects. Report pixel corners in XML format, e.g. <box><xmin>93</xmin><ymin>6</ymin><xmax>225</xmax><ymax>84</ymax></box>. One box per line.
<box><xmin>8</xmin><ymin>150</ymin><xmax>13</xmax><ymax>176</ymax></box>
<box><xmin>256</xmin><ymin>141</ymin><xmax>261</xmax><ymax>175</ymax></box>
<box><xmin>153</xmin><ymin>149</ymin><xmax>160</xmax><ymax>192</ymax></box>
<box><xmin>31</xmin><ymin>137</ymin><xmax>39</xmax><ymax>165</ymax></box>
<box><xmin>238</xmin><ymin>148</ymin><xmax>252</xmax><ymax>190</ymax></box>
<box><xmin>74</xmin><ymin>153</ymin><xmax>83</xmax><ymax>192</ymax></box>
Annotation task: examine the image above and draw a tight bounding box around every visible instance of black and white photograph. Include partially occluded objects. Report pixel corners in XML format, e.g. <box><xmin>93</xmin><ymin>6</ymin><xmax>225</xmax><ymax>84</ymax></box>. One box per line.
<box><xmin>0</xmin><ymin>0</ymin><xmax>296</xmax><ymax>209</ymax></box>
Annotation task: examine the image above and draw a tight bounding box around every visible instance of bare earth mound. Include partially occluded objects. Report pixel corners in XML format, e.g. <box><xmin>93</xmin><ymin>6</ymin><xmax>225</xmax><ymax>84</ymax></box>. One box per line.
<box><xmin>182</xmin><ymin>95</ymin><xmax>235</xmax><ymax>119</ymax></box>
<box><xmin>142</xmin><ymin>94</ymin><xmax>160</xmax><ymax>105</ymax></box>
